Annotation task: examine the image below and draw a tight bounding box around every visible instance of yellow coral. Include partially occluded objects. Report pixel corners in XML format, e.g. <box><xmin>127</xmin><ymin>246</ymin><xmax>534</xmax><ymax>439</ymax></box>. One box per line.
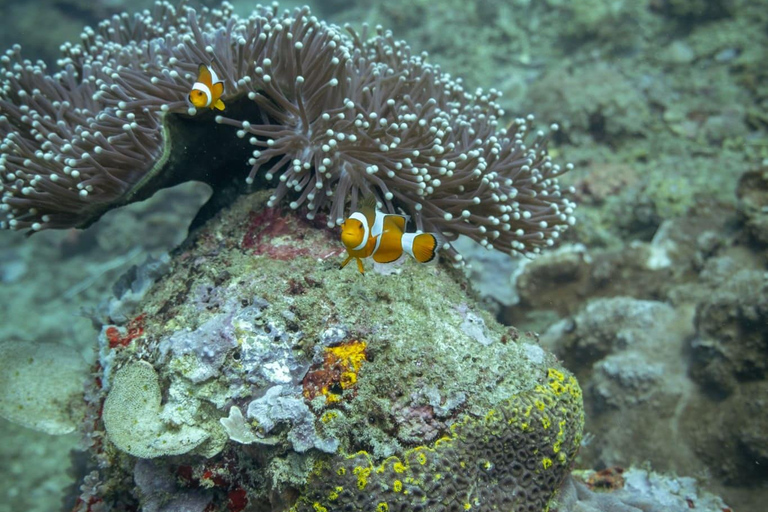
<box><xmin>328</xmin><ymin>341</ymin><xmax>367</xmax><ymax>372</ymax></box>
<box><xmin>304</xmin><ymin>340</ymin><xmax>368</xmax><ymax>404</ymax></box>
<box><xmin>340</xmin><ymin>371</ymin><xmax>357</xmax><ymax>388</ymax></box>
<box><xmin>548</xmin><ymin>368</ymin><xmax>565</xmax><ymax>381</ymax></box>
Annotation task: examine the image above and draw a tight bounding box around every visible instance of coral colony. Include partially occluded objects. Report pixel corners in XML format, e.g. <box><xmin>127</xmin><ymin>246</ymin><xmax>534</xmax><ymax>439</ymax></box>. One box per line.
<box><xmin>0</xmin><ymin>1</ymin><xmax>575</xmax><ymax>259</ymax></box>
<box><xmin>83</xmin><ymin>189</ymin><xmax>587</xmax><ymax>511</ymax></box>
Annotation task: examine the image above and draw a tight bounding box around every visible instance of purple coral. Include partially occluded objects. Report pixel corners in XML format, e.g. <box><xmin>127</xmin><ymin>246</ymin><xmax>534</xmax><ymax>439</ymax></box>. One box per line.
<box><xmin>1</xmin><ymin>2</ymin><xmax>575</xmax><ymax>257</ymax></box>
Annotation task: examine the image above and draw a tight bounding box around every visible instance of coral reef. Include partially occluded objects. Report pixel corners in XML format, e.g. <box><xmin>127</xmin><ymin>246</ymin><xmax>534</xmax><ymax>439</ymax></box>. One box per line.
<box><xmin>654</xmin><ymin>0</ymin><xmax>734</xmax><ymax>21</ymax></box>
<box><xmin>684</xmin><ymin>378</ymin><xmax>768</xmax><ymax>487</ymax></box>
<box><xmin>684</xmin><ymin>267</ymin><xmax>768</xmax><ymax>485</ymax></box>
<box><xmin>74</xmin><ymin>189</ymin><xmax>585</xmax><ymax>511</ymax></box>
<box><xmin>0</xmin><ymin>1</ymin><xmax>575</xmax><ymax>260</ymax></box>
<box><xmin>497</xmin><ymin>169</ymin><xmax>766</xmax><ymax>509</ymax></box>
<box><xmin>1</xmin><ymin>0</ymin><xmax>765</xmax><ymax>509</ymax></box>
<box><xmin>0</xmin><ymin>182</ymin><xmax>211</xmax><ymax>512</ymax></box>
<box><xmin>540</xmin><ymin>297</ymin><xmax>700</xmax><ymax>475</ymax></box>
<box><xmin>689</xmin><ymin>268</ymin><xmax>768</xmax><ymax>396</ymax></box>
<box><xmin>736</xmin><ymin>164</ymin><xmax>768</xmax><ymax>246</ymax></box>
<box><xmin>527</xmin><ymin>62</ymin><xmax>652</xmax><ymax>146</ymax></box>
<box><xmin>102</xmin><ymin>360</ymin><xmax>211</xmax><ymax>458</ymax></box>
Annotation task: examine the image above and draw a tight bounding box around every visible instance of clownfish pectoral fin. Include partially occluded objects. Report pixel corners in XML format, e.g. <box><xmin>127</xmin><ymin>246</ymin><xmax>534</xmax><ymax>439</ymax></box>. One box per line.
<box><xmin>404</xmin><ymin>233</ymin><xmax>441</xmax><ymax>263</ymax></box>
<box><xmin>213</xmin><ymin>98</ymin><xmax>225</xmax><ymax>110</ymax></box>
<box><xmin>339</xmin><ymin>254</ymin><xmax>366</xmax><ymax>274</ymax></box>
<box><xmin>339</xmin><ymin>254</ymin><xmax>353</xmax><ymax>270</ymax></box>
<box><xmin>197</xmin><ymin>63</ymin><xmax>213</xmax><ymax>86</ymax></box>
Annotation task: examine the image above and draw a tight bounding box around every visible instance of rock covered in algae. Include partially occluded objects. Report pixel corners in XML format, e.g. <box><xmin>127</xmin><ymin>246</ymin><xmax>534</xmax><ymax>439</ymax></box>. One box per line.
<box><xmin>0</xmin><ymin>339</ymin><xmax>88</xmax><ymax>435</ymax></box>
<box><xmin>89</xmin><ymin>190</ymin><xmax>584</xmax><ymax>511</ymax></box>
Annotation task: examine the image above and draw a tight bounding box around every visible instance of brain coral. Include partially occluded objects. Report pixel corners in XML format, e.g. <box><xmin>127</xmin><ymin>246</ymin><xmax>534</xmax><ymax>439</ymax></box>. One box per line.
<box><xmin>0</xmin><ymin>1</ymin><xmax>575</xmax><ymax>258</ymax></box>
<box><xmin>297</xmin><ymin>369</ymin><xmax>583</xmax><ymax>512</ymax></box>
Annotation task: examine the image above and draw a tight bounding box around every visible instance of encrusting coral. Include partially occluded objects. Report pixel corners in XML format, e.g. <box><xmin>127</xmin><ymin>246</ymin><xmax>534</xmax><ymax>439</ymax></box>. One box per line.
<box><xmin>0</xmin><ymin>1</ymin><xmax>575</xmax><ymax>259</ymax></box>
<box><xmin>296</xmin><ymin>368</ymin><xmax>583</xmax><ymax>512</ymax></box>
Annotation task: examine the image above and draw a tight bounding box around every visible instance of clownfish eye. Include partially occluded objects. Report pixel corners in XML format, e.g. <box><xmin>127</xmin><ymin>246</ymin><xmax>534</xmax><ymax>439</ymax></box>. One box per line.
<box><xmin>189</xmin><ymin>90</ymin><xmax>209</xmax><ymax>107</ymax></box>
<box><xmin>346</xmin><ymin>219</ymin><xmax>362</xmax><ymax>232</ymax></box>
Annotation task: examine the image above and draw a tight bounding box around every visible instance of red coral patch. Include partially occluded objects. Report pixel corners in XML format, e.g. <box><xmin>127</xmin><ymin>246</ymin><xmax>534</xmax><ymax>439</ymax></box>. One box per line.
<box><xmin>240</xmin><ymin>207</ymin><xmax>343</xmax><ymax>261</ymax></box>
<box><xmin>106</xmin><ymin>314</ymin><xmax>146</xmax><ymax>348</ymax></box>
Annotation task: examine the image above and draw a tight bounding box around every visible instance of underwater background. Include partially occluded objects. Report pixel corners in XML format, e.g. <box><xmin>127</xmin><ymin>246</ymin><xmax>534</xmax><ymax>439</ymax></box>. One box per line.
<box><xmin>0</xmin><ymin>0</ymin><xmax>766</xmax><ymax>511</ymax></box>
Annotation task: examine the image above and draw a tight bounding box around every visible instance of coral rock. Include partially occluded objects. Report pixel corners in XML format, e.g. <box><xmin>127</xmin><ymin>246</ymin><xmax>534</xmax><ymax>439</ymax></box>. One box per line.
<box><xmin>0</xmin><ymin>339</ymin><xmax>88</xmax><ymax>434</ymax></box>
<box><xmin>87</xmin><ymin>189</ymin><xmax>584</xmax><ymax>511</ymax></box>
<box><xmin>102</xmin><ymin>360</ymin><xmax>210</xmax><ymax>458</ymax></box>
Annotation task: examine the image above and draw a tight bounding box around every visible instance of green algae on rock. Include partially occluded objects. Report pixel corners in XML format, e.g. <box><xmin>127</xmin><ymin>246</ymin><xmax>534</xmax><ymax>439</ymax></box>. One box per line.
<box><xmin>83</xmin><ymin>189</ymin><xmax>584</xmax><ymax>511</ymax></box>
<box><xmin>0</xmin><ymin>339</ymin><xmax>88</xmax><ymax>435</ymax></box>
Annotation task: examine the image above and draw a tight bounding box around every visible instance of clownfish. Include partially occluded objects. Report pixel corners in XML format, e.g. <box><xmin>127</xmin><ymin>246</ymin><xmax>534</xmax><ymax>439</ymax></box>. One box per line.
<box><xmin>188</xmin><ymin>64</ymin><xmax>225</xmax><ymax>111</ymax></box>
<box><xmin>339</xmin><ymin>196</ymin><xmax>443</xmax><ymax>274</ymax></box>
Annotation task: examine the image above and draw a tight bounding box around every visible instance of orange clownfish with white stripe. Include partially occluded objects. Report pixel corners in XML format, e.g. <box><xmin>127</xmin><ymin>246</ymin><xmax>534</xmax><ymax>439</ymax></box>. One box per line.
<box><xmin>188</xmin><ymin>64</ymin><xmax>225</xmax><ymax>111</ymax></box>
<box><xmin>339</xmin><ymin>196</ymin><xmax>443</xmax><ymax>274</ymax></box>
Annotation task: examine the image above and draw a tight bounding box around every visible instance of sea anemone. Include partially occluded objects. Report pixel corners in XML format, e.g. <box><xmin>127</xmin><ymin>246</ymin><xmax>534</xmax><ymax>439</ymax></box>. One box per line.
<box><xmin>0</xmin><ymin>1</ymin><xmax>576</xmax><ymax>258</ymax></box>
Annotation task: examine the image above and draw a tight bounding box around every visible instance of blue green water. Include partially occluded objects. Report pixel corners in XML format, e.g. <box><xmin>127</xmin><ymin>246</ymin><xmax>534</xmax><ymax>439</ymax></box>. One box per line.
<box><xmin>1</xmin><ymin>0</ymin><xmax>767</xmax><ymax>511</ymax></box>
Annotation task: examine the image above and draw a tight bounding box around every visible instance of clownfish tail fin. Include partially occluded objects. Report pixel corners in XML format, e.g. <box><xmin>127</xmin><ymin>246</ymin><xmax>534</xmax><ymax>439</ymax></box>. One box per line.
<box><xmin>404</xmin><ymin>232</ymin><xmax>443</xmax><ymax>263</ymax></box>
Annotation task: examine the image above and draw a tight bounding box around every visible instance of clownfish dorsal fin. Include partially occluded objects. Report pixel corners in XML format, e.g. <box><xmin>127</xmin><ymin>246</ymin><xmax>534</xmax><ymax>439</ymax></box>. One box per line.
<box><xmin>197</xmin><ymin>63</ymin><xmax>213</xmax><ymax>86</ymax></box>
<box><xmin>358</xmin><ymin>195</ymin><xmax>378</xmax><ymax>228</ymax></box>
